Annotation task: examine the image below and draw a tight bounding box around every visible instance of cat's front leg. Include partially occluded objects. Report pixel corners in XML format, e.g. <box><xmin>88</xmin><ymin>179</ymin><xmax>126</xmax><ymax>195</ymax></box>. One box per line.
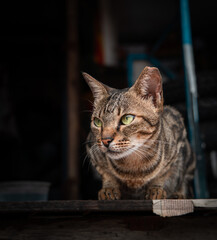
<box><xmin>145</xmin><ymin>186</ymin><xmax>167</xmax><ymax>200</ymax></box>
<box><xmin>98</xmin><ymin>173</ymin><xmax>121</xmax><ymax>200</ymax></box>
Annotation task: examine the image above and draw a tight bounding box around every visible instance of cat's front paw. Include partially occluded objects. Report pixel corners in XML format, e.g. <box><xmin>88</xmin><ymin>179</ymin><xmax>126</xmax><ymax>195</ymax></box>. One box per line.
<box><xmin>145</xmin><ymin>187</ymin><xmax>167</xmax><ymax>199</ymax></box>
<box><xmin>98</xmin><ymin>188</ymin><xmax>121</xmax><ymax>200</ymax></box>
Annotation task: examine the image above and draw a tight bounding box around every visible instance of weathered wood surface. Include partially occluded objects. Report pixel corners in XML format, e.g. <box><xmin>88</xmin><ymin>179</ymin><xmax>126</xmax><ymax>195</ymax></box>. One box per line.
<box><xmin>0</xmin><ymin>200</ymin><xmax>217</xmax><ymax>239</ymax></box>
<box><xmin>0</xmin><ymin>200</ymin><xmax>217</xmax><ymax>214</ymax></box>
<box><xmin>0</xmin><ymin>200</ymin><xmax>153</xmax><ymax>213</ymax></box>
<box><xmin>0</xmin><ymin>210</ymin><xmax>217</xmax><ymax>240</ymax></box>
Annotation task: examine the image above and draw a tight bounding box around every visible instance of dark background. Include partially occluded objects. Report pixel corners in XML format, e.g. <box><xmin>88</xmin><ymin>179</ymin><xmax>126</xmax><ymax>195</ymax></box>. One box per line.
<box><xmin>0</xmin><ymin>0</ymin><xmax>217</xmax><ymax>200</ymax></box>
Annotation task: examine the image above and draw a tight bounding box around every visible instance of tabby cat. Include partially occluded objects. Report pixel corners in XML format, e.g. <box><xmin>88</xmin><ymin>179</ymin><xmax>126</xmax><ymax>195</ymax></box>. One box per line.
<box><xmin>83</xmin><ymin>67</ymin><xmax>195</xmax><ymax>200</ymax></box>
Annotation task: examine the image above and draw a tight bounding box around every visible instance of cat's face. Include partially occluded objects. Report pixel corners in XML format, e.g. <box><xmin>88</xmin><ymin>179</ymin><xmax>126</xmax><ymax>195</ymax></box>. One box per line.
<box><xmin>83</xmin><ymin>67</ymin><xmax>163</xmax><ymax>160</ymax></box>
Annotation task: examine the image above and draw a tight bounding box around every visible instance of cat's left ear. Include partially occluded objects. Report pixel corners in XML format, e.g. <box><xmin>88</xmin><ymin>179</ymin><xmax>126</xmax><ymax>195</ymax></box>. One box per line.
<box><xmin>129</xmin><ymin>66</ymin><xmax>163</xmax><ymax>111</ymax></box>
<box><xmin>82</xmin><ymin>72</ymin><xmax>114</xmax><ymax>100</ymax></box>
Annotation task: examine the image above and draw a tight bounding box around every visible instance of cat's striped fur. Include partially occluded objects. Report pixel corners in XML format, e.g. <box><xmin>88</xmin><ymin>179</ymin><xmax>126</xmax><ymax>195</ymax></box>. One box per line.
<box><xmin>83</xmin><ymin>67</ymin><xmax>195</xmax><ymax>200</ymax></box>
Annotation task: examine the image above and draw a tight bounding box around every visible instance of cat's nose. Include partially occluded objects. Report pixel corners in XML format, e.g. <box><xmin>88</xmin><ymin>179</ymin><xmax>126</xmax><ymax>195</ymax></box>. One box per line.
<box><xmin>102</xmin><ymin>137</ymin><xmax>113</xmax><ymax>147</ymax></box>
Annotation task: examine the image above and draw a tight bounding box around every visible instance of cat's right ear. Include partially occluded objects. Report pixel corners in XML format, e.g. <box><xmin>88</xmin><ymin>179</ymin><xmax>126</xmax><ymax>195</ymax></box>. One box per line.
<box><xmin>129</xmin><ymin>67</ymin><xmax>163</xmax><ymax>112</ymax></box>
<box><xmin>82</xmin><ymin>72</ymin><xmax>111</xmax><ymax>100</ymax></box>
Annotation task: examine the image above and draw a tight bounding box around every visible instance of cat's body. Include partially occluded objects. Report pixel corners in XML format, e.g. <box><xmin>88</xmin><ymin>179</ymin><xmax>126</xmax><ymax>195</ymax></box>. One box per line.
<box><xmin>83</xmin><ymin>67</ymin><xmax>195</xmax><ymax>200</ymax></box>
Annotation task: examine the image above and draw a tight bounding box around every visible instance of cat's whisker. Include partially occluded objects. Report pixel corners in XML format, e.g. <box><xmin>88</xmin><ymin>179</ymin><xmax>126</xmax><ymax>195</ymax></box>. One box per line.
<box><xmin>133</xmin><ymin>149</ymin><xmax>144</xmax><ymax>159</ymax></box>
<box><xmin>87</xmin><ymin>99</ymin><xmax>94</xmax><ymax>106</ymax></box>
<box><xmin>81</xmin><ymin>148</ymin><xmax>90</xmax><ymax>166</ymax></box>
<box><xmin>82</xmin><ymin>140</ymin><xmax>96</xmax><ymax>145</ymax></box>
<box><xmin>145</xmin><ymin>139</ymin><xmax>174</xmax><ymax>145</ymax></box>
<box><xmin>82</xmin><ymin>154</ymin><xmax>89</xmax><ymax>167</ymax></box>
<box><xmin>136</xmin><ymin>148</ymin><xmax>154</xmax><ymax>161</ymax></box>
<box><xmin>132</xmin><ymin>147</ymin><xmax>149</xmax><ymax>159</ymax></box>
<box><xmin>88</xmin><ymin>143</ymin><xmax>97</xmax><ymax>155</ymax></box>
<box><xmin>158</xmin><ymin>139</ymin><xmax>169</xmax><ymax>143</ymax></box>
<box><xmin>90</xmin><ymin>144</ymin><xmax>99</xmax><ymax>154</ymax></box>
<box><xmin>136</xmin><ymin>146</ymin><xmax>162</xmax><ymax>161</ymax></box>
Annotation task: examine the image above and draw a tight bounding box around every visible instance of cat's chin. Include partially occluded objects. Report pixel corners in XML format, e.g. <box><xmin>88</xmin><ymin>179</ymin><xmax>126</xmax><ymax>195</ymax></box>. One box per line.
<box><xmin>106</xmin><ymin>148</ymin><xmax>135</xmax><ymax>160</ymax></box>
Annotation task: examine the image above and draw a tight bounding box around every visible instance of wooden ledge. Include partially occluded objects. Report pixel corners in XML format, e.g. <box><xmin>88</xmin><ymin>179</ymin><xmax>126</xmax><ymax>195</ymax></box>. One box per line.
<box><xmin>0</xmin><ymin>199</ymin><xmax>217</xmax><ymax>217</ymax></box>
<box><xmin>1</xmin><ymin>200</ymin><xmax>217</xmax><ymax>239</ymax></box>
<box><xmin>0</xmin><ymin>200</ymin><xmax>153</xmax><ymax>213</ymax></box>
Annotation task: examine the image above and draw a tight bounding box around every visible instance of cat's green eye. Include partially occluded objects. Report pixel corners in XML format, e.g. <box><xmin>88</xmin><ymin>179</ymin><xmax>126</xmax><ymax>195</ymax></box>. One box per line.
<box><xmin>121</xmin><ymin>114</ymin><xmax>135</xmax><ymax>125</ymax></box>
<box><xmin>93</xmin><ymin>117</ymin><xmax>102</xmax><ymax>127</ymax></box>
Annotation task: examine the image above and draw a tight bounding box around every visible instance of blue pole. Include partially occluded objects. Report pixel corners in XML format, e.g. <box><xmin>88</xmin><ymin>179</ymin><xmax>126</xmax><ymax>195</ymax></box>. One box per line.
<box><xmin>180</xmin><ymin>0</ymin><xmax>208</xmax><ymax>198</ymax></box>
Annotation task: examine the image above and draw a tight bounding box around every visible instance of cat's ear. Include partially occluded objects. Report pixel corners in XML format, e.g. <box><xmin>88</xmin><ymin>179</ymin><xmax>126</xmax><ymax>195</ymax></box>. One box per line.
<box><xmin>82</xmin><ymin>72</ymin><xmax>113</xmax><ymax>100</ymax></box>
<box><xmin>130</xmin><ymin>67</ymin><xmax>163</xmax><ymax>111</ymax></box>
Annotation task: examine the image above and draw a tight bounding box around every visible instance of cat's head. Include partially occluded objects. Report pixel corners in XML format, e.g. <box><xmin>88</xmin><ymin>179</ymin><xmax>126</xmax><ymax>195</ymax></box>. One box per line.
<box><xmin>83</xmin><ymin>67</ymin><xmax>163</xmax><ymax>160</ymax></box>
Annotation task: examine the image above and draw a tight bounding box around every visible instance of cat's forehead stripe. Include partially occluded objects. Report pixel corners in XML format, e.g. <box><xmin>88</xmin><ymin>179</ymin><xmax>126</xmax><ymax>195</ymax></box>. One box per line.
<box><xmin>104</xmin><ymin>92</ymin><xmax>124</xmax><ymax>113</ymax></box>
